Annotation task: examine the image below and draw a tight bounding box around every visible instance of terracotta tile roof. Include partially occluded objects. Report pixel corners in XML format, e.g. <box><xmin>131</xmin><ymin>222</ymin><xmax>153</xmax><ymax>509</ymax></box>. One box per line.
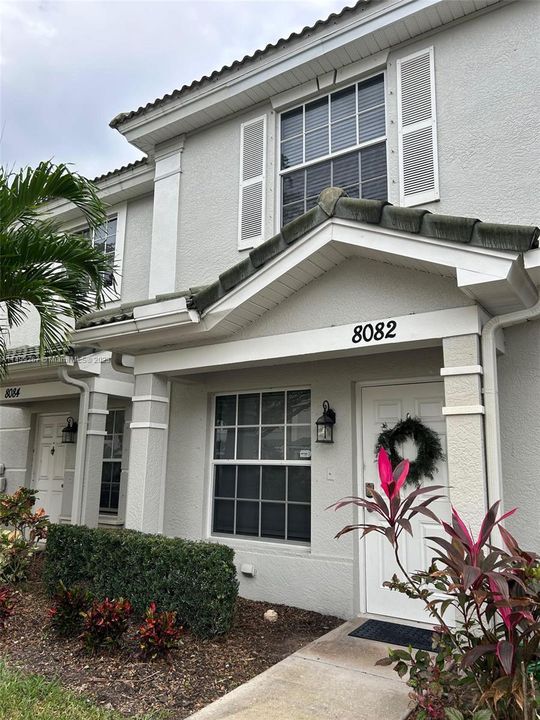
<box><xmin>109</xmin><ymin>1</ymin><xmax>371</xmax><ymax>129</ymax></box>
<box><xmin>91</xmin><ymin>157</ymin><xmax>148</xmax><ymax>184</ymax></box>
<box><xmin>5</xmin><ymin>345</ymin><xmax>75</xmax><ymax>365</ymax></box>
<box><xmin>76</xmin><ymin>187</ymin><xmax>539</xmax><ymax>329</ymax></box>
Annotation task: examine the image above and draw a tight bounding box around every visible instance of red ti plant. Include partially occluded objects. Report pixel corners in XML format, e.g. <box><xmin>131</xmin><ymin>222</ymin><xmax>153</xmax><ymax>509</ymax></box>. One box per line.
<box><xmin>136</xmin><ymin>601</ymin><xmax>183</xmax><ymax>662</ymax></box>
<box><xmin>330</xmin><ymin>449</ymin><xmax>540</xmax><ymax>719</ymax></box>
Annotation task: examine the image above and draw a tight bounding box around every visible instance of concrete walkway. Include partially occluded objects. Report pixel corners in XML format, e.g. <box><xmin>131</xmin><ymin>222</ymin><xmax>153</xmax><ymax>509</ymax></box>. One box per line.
<box><xmin>187</xmin><ymin>618</ymin><xmax>412</xmax><ymax>720</ymax></box>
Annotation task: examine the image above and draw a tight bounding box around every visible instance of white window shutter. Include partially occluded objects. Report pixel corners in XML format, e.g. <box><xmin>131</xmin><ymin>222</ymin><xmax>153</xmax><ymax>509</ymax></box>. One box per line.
<box><xmin>397</xmin><ymin>47</ymin><xmax>439</xmax><ymax>207</ymax></box>
<box><xmin>238</xmin><ymin>115</ymin><xmax>266</xmax><ymax>249</ymax></box>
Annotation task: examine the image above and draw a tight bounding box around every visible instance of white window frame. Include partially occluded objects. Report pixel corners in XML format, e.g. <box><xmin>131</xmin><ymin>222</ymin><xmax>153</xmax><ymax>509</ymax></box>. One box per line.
<box><xmin>396</xmin><ymin>46</ymin><xmax>439</xmax><ymax>207</ymax></box>
<box><xmin>209</xmin><ymin>388</ymin><xmax>312</xmax><ymax>546</ymax></box>
<box><xmin>238</xmin><ymin>115</ymin><xmax>267</xmax><ymax>251</ymax></box>
<box><xmin>65</xmin><ymin>201</ymin><xmax>127</xmax><ymax>304</ymax></box>
<box><xmin>278</xmin><ymin>70</ymin><xmax>388</xmax><ymax>226</ymax></box>
<box><xmin>99</xmin><ymin>407</ymin><xmax>125</xmax><ymax>516</ymax></box>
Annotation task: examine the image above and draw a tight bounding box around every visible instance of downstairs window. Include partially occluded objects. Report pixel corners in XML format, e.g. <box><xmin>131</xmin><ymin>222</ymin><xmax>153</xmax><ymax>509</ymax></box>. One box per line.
<box><xmin>212</xmin><ymin>389</ymin><xmax>311</xmax><ymax>543</ymax></box>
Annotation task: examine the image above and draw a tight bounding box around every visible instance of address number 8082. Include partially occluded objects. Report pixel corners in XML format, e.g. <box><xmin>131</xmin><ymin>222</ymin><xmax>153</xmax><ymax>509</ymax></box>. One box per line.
<box><xmin>351</xmin><ymin>320</ymin><xmax>397</xmax><ymax>344</ymax></box>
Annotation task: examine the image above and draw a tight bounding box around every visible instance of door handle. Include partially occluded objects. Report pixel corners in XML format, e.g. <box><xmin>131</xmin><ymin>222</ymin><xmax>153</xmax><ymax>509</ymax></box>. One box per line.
<box><xmin>50</xmin><ymin>446</ymin><xmax>55</xmax><ymax>456</ymax></box>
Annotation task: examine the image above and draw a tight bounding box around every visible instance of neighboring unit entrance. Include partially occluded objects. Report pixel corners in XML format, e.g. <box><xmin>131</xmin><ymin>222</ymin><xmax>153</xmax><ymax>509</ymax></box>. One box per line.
<box><xmin>360</xmin><ymin>382</ymin><xmax>449</xmax><ymax>624</ymax></box>
<box><xmin>32</xmin><ymin>414</ymin><xmax>67</xmax><ymax>523</ymax></box>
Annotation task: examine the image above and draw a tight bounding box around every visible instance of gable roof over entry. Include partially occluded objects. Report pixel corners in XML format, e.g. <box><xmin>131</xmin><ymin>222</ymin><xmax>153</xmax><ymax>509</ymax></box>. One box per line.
<box><xmin>76</xmin><ymin>187</ymin><xmax>539</xmax><ymax>348</ymax></box>
<box><xmin>189</xmin><ymin>188</ymin><xmax>539</xmax><ymax>314</ymax></box>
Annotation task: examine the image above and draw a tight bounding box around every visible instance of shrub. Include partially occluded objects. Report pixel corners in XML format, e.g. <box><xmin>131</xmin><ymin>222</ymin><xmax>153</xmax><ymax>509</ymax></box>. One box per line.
<box><xmin>0</xmin><ymin>487</ymin><xmax>49</xmax><ymax>583</ymax></box>
<box><xmin>0</xmin><ymin>586</ymin><xmax>16</xmax><ymax>631</ymax></box>
<box><xmin>136</xmin><ymin>601</ymin><xmax>182</xmax><ymax>661</ymax></box>
<box><xmin>48</xmin><ymin>582</ymin><xmax>93</xmax><ymax>637</ymax></box>
<box><xmin>44</xmin><ymin>524</ymin><xmax>238</xmax><ymax>638</ymax></box>
<box><xmin>332</xmin><ymin>448</ymin><xmax>540</xmax><ymax>720</ymax></box>
<box><xmin>80</xmin><ymin>597</ymin><xmax>132</xmax><ymax>651</ymax></box>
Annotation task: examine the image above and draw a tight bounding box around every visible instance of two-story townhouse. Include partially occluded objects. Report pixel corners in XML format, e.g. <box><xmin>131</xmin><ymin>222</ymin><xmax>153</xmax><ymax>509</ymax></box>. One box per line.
<box><xmin>1</xmin><ymin>0</ymin><xmax>539</xmax><ymax>623</ymax></box>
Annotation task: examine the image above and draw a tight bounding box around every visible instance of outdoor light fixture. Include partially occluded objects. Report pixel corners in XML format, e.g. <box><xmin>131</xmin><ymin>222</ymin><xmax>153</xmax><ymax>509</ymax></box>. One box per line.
<box><xmin>316</xmin><ymin>400</ymin><xmax>336</xmax><ymax>444</ymax></box>
<box><xmin>61</xmin><ymin>417</ymin><xmax>78</xmax><ymax>444</ymax></box>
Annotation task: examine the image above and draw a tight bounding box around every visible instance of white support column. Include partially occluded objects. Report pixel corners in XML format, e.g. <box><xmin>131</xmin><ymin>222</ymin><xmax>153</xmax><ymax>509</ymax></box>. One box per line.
<box><xmin>125</xmin><ymin>374</ymin><xmax>170</xmax><ymax>533</ymax></box>
<box><xmin>78</xmin><ymin>391</ymin><xmax>108</xmax><ymax>528</ymax></box>
<box><xmin>441</xmin><ymin>335</ymin><xmax>487</xmax><ymax>532</ymax></box>
<box><xmin>148</xmin><ymin>136</ymin><xmax>185</xmax><ymax>298</ymax></box>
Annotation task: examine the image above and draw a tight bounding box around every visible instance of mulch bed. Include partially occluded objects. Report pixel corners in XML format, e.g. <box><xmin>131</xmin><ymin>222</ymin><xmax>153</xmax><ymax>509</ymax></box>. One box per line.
<box><xmin>0</xmin><ymin>562</ymin><xmax>341</xmax><ymax>719</ymax></box>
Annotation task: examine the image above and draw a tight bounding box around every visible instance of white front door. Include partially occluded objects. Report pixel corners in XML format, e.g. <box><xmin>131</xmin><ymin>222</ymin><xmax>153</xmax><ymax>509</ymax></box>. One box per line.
<box><xmin>361</xmin><ymin>382</ymin><xmax>449</xmax><ymax>624</ymax></box>
<box><xmin>32</xmin><ymin>414</ymin><xmax>67</xmax><ymax>523</ymax></box>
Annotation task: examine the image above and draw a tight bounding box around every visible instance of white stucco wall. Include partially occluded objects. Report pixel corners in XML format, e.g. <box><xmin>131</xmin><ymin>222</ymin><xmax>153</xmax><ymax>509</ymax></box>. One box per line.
<box><xmin>162</xmin><ymin>0</ymin><xmax>539</xmax><ymax>294</ymax></box>
<box><xmin>236</xmin><ymin>256</ymin><xmax>472</xmax><ymax>341</ymax></box>
<box><xmin>121</xmin><ymin>194</ymin><xmax>154</xmax><ymax>303</ymax></box>
<box><xmin>163</xmin><ymin>347</ymin><xmax>444</xmax><ymax>619</ymax></box>
<box><xmin>0</xmin><ymin>398</ymin><xmax>79</xmax><ymax>497</ymax></box>
<box><xmin>498</xmin><ymin>318</ymin><xmax>540</xmax><ymax>549</ymax></box>
<box><xmin>386</xmin><ymin>0</ymin><xmax>540</xmax><ymax>225</ymax></box>
<box><xmin>176</xmin><ymin>103</ymin><xmax>275</xmax><ymax>291</ymax></box>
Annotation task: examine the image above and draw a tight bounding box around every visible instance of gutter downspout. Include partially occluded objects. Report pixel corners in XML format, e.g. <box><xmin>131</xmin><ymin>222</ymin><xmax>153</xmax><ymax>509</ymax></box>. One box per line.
<box><xmin>481</xmin><ymin>291</ymin><xmax>540</xmax><ymax>510</ymax></box>
<box><xmin>111</xmin><ymin>353</ymin><xmax>134</xmax><ymax>376</ymax></box>
<box><xmin>58</xmin><ymin>368</ymin><xmax>90</xmax><ymax>525</ymax></box>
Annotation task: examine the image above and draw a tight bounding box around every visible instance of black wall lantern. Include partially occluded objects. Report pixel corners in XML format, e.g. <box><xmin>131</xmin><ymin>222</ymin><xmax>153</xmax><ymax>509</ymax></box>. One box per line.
<box><xmin>61</xmin><ymin>417</ymin><xmax>78</xmax><ymax>444</ymax></box>
<box><xmin>316</xmin><ymin>400</ymin><xmax>336</xmax><ymax>444</ymax></box>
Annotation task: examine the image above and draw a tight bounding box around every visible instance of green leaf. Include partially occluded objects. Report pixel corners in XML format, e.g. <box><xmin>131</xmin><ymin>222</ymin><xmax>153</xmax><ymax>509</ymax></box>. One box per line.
<box><xmin>374</xmin><ymin>657</ymin><xmax>393</xmax><ymax>666</ymax></box>
<box><xmin>394</xmin><ymin>661</ymin><xmax>408</xmax><ymax>678</ymax></box>
<box><xmin>471</xmin><ymin>711</ymin><xmax>492</xmax><ymax>720</ymax></box>
<box><xmin>444</xmin><ymin>710</ymin><xmax>464</xmax><ymax>720</ymax></box>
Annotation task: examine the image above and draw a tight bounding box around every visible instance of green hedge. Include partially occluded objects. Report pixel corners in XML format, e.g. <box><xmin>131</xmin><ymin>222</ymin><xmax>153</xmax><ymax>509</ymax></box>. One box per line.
<box><xmin>43</xmin><ymin>524</ymin><xmax>238</xmax><ymax>638</ymax></box>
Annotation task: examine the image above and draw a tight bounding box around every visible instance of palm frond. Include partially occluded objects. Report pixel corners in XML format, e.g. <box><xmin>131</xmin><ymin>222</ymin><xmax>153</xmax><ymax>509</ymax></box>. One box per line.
<box><xmin>0</xmin><ymin>161</ymin><xmax>112</xmax><ymax>370</ymax></box>
<box><xmin>0</xmin><ymin>161</ymin><xmax>106</xmax><ymax>230</ymax></box>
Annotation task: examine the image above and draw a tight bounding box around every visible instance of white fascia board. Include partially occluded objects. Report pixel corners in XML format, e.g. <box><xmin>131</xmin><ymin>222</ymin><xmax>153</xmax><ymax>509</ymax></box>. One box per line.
<box><xmin>202</xmin><ymin>222</ymin><xmax>335</xmax><ymax>330</ymax></box>
<box><xmin>135</xmin><ymin>305</ymin><xmax>483</xmax><ymax>376</ymax></box>
<box><xmin>41</xmin><ymin>164</ymin><xmax>154</xmax><ymax>224</ymax></box>
<box><xmin>270</xmin><ymin>51</ymin><xmax>388</xmax><ymax>111</ymax></box>
<box><xmin>118</xmin><ymin>0</ymin><xmax>444</xmax><ymax>142</ymax></box>
<box><xmin>0</xmin><ymin>381</ymin><xmax>79</xmax><ymax>405</ymax></box>
<box><xmin>73</xmin><ymin>298</ymin><xmax>199</xmax><ymax>347</ymax></box>
<box><xmin>332</xmin><ymin>219</ymin><xmax>519</xmax><ymax>278</ymax></box>
<box><xmin>202</xmin><ymin>219</ymin><xmax>520</xmax><ymax>331</ymax></box>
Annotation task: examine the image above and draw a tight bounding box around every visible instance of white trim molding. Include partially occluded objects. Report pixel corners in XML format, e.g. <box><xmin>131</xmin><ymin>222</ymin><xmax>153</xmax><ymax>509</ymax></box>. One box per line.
<box><xmin>132</xmin><ymin>395</ymin><xmax>170</xmax><ymax>403</ymax></box>
<box><xmin>440</xmin><ymin>365</ymin><xmax>483</xmax><ymax>377</ymax></box>
<box><xmin>442</xmin><ymin>405</ymin><xmax>485</xmax><ymax>416</ymax></box>
<box><xmin>86</xmin><ymin>430</ymin><xmax>108</xmax><ymax>436</ymax></box>
<box><xmin>129</xmin><ymin>422</ymin><xmax>169</xmax><ymax>430</ymax></box>
<box><xmin>135</xmin><ymin>305</ymin><xmax>483</xmax><ymax>376</ymax></box>
<box><xmin>88</xmin><ymin>408</ymin><xmax>110</xmax><ymax>415</ymax></box>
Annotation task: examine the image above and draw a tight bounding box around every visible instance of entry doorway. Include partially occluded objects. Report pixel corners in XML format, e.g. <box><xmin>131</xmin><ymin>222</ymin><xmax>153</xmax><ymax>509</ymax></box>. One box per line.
<box><xmin>32</xmin><ymin>414</ymin><xmax>67</xmax><ymax>523</ymax></box>
<box><xmin>360</xmin><ymin>382</ymin><xmax>449</xmax><ymax>624</ymax></box>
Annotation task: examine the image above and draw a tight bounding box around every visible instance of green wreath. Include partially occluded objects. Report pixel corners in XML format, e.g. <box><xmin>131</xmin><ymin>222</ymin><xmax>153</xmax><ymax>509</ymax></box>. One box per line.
<box><xmin>375</xmin><ymin>416</ymin><xmax>445</xmax><ymax>487</ymax></box>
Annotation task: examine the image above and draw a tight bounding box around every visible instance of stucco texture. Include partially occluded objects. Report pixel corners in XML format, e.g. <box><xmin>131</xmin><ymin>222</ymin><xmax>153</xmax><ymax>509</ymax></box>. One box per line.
<box><xmin>498</xmin><ymin>319</ymin><xmax>540</xmax><ymax>548</ymax></box>
<box><xmin>121</xmin><ymin>194</ymin><xmax>153</xmax><ymax>303</ymax></box>
<box><xmin>176</xmin><ymin>103</ymin><xmax>275</xmax><ymax>291</ymax></box>
<box><xmin>387</xmin><ymin>1</ymin><xmax>540</xmax><ymax>225</ymax></box>
<box><xmin>236</xmin><ymin>255</ymin><xmax>472</xmax><ymax>340</ymax></box>
<box><xmin>163</xmin><ymin>347</ymin><xmax>444</xmax><ymax>618</ymax></box>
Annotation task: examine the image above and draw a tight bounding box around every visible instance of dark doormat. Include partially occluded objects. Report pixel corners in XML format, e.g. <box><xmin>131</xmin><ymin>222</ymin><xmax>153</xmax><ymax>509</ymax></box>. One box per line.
<box><xmin>349</xmin><ymin>619</ymin><xmax>433</xmax><ymax>651</ymax></box>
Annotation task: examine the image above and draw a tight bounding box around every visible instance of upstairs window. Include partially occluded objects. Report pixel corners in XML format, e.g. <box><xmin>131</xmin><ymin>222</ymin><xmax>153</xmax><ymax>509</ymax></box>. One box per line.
<box><xmin>280</xmin><ymin>74</ymin><xmax>387</xmax><ymax>225</ymax></box>
<box><xmin>79</xmin><ymin>216</ymin><xmax>117</xmax><ymax>287</ymax></box>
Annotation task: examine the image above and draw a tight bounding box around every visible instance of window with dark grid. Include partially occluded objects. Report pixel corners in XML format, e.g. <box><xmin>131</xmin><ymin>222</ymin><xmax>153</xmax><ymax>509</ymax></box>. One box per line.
<box><xmin>212</xmin><ymin>390</ymin><xmax>311</xmax><ymax>543</ymax></box>
<box><xmin>280</xmin><ymin>74</ymin><xmax>387</xmax><ymax>225</ymax></box>
<box><xmin>100</xmin><ymin>409</ymin><xmax>124</xmax><ymax>513</ymax></box>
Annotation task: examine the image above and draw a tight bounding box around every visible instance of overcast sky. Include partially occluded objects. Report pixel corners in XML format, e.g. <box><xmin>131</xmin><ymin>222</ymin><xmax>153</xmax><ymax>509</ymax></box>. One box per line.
<box><xmin>1</xmin><ymin>0</ymin><xmax>348</xmax><ymax>179</ymax></box>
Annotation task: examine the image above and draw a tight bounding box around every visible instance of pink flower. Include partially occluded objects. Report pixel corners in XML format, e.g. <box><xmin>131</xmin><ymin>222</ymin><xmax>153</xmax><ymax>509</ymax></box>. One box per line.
<box><xmin>378</xmin><ymin>448</ymin><xmax>409</xmax><ymax>500</ymax></box>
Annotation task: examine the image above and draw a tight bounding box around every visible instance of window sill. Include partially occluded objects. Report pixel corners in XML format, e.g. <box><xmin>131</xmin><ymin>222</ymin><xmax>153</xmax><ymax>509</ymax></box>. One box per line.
<box><xmin>210</xmin><ymin>533</ymin><xmax>311</xmax><ymax>556</ymax></box>
<box><xmin>98</xmin><ymin>515</ymin><xmax>124</xmax><ymax>526</ymax></box>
